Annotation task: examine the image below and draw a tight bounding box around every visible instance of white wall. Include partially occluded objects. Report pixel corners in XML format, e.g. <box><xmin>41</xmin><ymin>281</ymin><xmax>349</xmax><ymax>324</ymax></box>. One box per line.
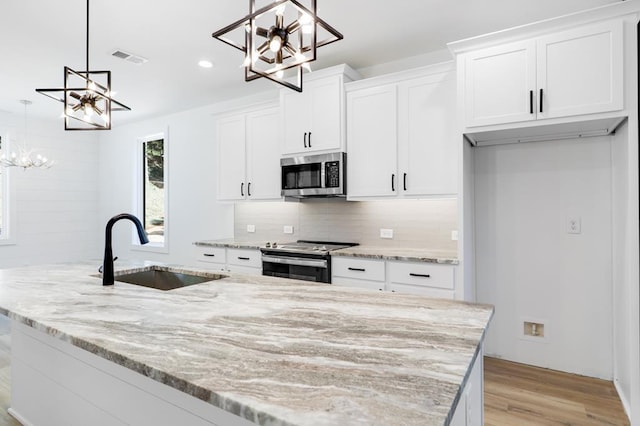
<box><xmin>96</xmin><ymin>101</ymin><xmax>250</xmax><ymax>266</ymax></box>
<box><xmin>0</xmin><ymin>112</ymin><xmax>100</xmax><ymax>267</ymax></box>
<box><xmin>474</xmin><ymin>136</ymin><xmax>613</xmax><ymax>379</ymax></box>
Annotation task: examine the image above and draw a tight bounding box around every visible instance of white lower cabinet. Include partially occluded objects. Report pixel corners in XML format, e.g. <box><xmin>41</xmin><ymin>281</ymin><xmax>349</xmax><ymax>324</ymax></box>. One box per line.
<box><xmin>332</xmin><ymin>257</ymin><xmax>456</xmax><ymax>299</ymax></box>
<box><xmin>332</xmin><ymin>257</ymin><xmax>386</xmax><ymax>291</ymax></box>
<box><xmin>450</xmin><ymin>349</ymin><xmax>484</xmax><ymax>426</ymax></box>
<box><xmin>195</xmin><ymin>247</ymin><xmax>262</xmax><ymax>276</ymax></box>
<box><xmin>388</xmin><ymin>261</ymin><xmax>456</xmax><ymax>298</ymax></box>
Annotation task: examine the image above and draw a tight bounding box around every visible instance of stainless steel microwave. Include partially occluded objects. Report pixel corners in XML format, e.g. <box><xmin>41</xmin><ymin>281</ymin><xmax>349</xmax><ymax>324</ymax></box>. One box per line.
<box><xmin>281</xmin><ymin>152</ymin><xmax>346</xmax><ymax>198</ymax></box>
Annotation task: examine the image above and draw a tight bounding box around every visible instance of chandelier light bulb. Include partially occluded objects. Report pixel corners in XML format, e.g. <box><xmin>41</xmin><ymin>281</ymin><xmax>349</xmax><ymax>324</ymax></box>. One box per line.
<box><xmin>84</xmin><ymin>103</ymin><xmax>93</xmax><ymax>117</ymax></box>
<box><xmin>269</xmin><ymin>35</ymin><xmax>283</xmax><ymax>52</ymax></box>
<box><xmin>275</xmin><ymin>4</ymin><xmax>286</xmax><ymax>16</ymax></box>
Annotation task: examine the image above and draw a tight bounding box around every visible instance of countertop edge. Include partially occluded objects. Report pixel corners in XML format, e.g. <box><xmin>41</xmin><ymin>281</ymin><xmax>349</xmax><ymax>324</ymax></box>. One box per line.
<box><xmin>331</xmin><ymin>250</ymin><xmax>459</xmax><ymax>265</ymax></box>
<box><xmin>5</xmin><ymin>310</ymin><xmax>288</xmax><ymax>426</ymax></box>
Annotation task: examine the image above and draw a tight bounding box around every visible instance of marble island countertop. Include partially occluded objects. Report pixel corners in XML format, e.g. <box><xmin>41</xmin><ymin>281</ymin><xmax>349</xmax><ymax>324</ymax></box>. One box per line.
<box><xmin>0</xmin><ymin>261</ymin><xmax>491</xmax><ymax>425</ymax></box>
<box><xmin>194</xmin><ymin>239</ymin><xmax>267</xmax><ymax>250</ymax></box>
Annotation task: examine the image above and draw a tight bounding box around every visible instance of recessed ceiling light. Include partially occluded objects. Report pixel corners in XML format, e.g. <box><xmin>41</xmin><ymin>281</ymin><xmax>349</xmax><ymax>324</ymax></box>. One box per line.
<box><xmin>198</xmin><ymin>60</ymin><xmax>213</xmax><ymax>68</ymax></box>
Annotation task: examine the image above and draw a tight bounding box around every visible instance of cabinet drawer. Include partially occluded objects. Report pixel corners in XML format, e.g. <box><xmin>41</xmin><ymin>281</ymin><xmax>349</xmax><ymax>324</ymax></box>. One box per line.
<box><xmin>332</xmin><ymin>257</ymin><xmax>385</xmax><ymax>282</ymax></box>
<box><xmin>389</xmin><ymin>262</ymin><xmax>454</xmax><ymax>290</ymax></box>
<box><xmin>332</xmin><ymin>277</ymin><xmax>384</xmax><ymax>292</ymax></box>
<box><xmin>227</xmin><ymin>249</ymin><xmax>262</xmax><ymax>268</ymax></box>
<box><xmin>195</xmin><ymin>246</ymin><xmax>226</xmax><ymax>264</ymax></box>
<box><xmin>388</xmin><ymin>282</ymin><xmax>455</xmax><ymax>299</ymax></box>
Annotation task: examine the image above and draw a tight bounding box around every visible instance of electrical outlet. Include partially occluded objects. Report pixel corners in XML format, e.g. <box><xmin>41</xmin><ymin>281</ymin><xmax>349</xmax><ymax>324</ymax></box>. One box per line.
<box><xmin>524</xmin><ymin>321</ymin><xmax>545</xmax><ymax>338</ymax></box>
<box><xmin>451</xmin><ymin>230</ymin><xmax>458</xmax><ymax>241</ymax></box>
<box><xmin>380</xmin><ymin>228</ymin><xmax>393</xmax><ymax>239</ymax></box>
<box><xmin>567</xmin><ymin>217</ymin><xmax>581</xmax><ymax>234</ymax></box>
<box><xmin>246</xmin><ymin>224</ymin><xmax>256</xmax><ymax>233</ymax></box>
<box><xmin>283</xmin><ymin>225</ymin><xmax>294</xmax><ymax>234</ymax></box>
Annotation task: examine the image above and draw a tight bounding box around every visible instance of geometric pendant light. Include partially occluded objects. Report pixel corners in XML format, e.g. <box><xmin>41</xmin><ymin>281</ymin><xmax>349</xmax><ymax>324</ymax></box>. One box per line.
<box><xmin>212</xmin><ymin>0</ymin><xmax>343</xmax><ymax>92</ymax></box>
<box><xmin>35</xmin><ymin>0</ymin><xmax>130</xmax><ymax>130</ymax></box>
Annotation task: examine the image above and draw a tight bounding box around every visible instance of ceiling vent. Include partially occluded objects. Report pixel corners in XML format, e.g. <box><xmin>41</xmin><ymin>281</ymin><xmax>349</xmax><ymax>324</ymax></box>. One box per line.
<box><xmin>111</xmin><ymin>49</ymin><xmax>148</xmax><ymax>65</ymax></box>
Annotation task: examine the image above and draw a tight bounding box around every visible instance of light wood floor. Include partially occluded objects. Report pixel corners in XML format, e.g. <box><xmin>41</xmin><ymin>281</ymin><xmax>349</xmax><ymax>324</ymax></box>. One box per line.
<box><xmin>485</xmin><ymin>357</ymin><xmax>630</xmax><ymax>425</ymax></box>
<box><xmin>0</xmin><ymin>317</ymin><xmax>629</xmax><ymax>426</ymax></box>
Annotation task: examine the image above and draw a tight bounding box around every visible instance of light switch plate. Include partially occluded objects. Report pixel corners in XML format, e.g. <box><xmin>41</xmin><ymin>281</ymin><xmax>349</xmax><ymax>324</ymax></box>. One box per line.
<box><xmin>247</xmin><ymin>224</ymin><xmax>256</xmax><ymax>233</ymax></box>
<box><xmin>283</xmin><ymin>225</ymin><xmax>294</xmax><ymax>234</ymax></box>
<box><xmin>380</xmin><ymin>228</ymin><xmax>393</xmax><ymax>239</ymax></box>
<box><xmin>451</xmin><ymin>230</ymin><xmax>459</xmax><ymax>241</ymax></box>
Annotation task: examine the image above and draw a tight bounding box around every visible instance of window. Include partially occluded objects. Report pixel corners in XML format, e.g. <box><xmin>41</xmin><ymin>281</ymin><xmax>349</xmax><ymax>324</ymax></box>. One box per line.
<box><xmin>135</xmin><ymin>131</ymin><xmax>168</xmax><ymax>252</ymax></box>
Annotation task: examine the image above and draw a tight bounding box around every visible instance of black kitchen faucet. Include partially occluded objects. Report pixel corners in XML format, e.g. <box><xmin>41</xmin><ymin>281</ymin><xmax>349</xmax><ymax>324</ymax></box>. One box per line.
<box><xmin>102</xmin><ymin>213</ymin><xmax>149</xmax><ymax>285</ymax></box>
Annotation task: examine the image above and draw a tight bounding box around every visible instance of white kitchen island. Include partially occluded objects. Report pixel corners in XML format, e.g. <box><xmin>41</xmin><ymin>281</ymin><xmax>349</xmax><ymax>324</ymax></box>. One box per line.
<box><xmin>0</xmin><ymin>262</ymin><xmax>493</xmax><ymax>426</ymax></box>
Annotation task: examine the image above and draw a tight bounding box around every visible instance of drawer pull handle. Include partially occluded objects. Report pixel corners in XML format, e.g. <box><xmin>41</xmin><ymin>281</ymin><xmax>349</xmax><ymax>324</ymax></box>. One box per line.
<box><xmin>238</xmin><ymin>256</ymin><xmax>251</xmax><ymax>261</ymax></box>
<box><xmin>203</xmin><ymin>254</ymin><xmax>216</xmax><ymax>257</ymax></box>
<box><xmin>529</xmin><ymin>90</ymin><xmax>533</xmax><ymax>114</ymax></box>
<box><xmin>348</xmin><ymin>267</ymin><xmax>366</xmax><ymax>272</ymax></box>
<box><xmin>409</xmin><ymin>273</ymin><xmax>431</xmax><ymax>278</ymax></box>
<box><xmin>539</xmin><ymin>88</ymin><xmax>544</xmax><ymax>113</ymax></box>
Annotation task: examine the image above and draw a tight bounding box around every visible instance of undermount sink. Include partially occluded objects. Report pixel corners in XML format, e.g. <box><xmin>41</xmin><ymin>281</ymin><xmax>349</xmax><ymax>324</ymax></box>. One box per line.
<box><xmin>96</xmin><ymin>266</ymin><xmax>227</xmax><ymax>291</ymax></box>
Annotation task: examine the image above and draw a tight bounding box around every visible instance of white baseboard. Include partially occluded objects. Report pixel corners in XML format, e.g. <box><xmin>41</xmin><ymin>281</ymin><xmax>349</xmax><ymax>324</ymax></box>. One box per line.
<box><xmin>613</xmin><ymin>378</ymin><xmax>632</xmax><ymax>423</ymax></box>
<box><xmin>8</xmin><ymin>407</ymin><xmax>33</xmax><ymax>426</ymax></box>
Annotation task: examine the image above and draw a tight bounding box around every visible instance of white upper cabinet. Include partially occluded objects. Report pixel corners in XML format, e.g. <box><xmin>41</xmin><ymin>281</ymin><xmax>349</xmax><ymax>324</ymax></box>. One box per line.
<box><xmin>536</xmin><ymin>21</ymin><xmax>623</xmax><ymax>119</ymax></box>
<box><xmin>464</xmin><ymin>40</ymin><xmax>537</xmax><ymax>127</ymax></box>
<box><xmin>216</xmin><ymin>115</ymin><xmax>246</xmax><ymax>201</ymax></box>
<box><xmin>346</xmin><ymin>64</ymin><xmax>457</xmax><ymax>200</ymax></box>
<box><xmin>217</xmin><ymin>106</ymin><xmax>281</xmax><ymax>201</ymax></box>
<box><xmin>246</xmin><ymin>108</ymin><xmax>282</xmax><ymax>200</ymax></box>
<box><xmin>281</xmin><ymin>65</ymin><xmax>360</xmax><ymax>156</ymax></box>
<box><xmin>462</xmin><ymin>19</ymin><xmax>623</xmax><ymax>129</ymax></box>
<box><xmin>399</xmin><ymin>74</ymin><xmax>457</xmax><ymax>196</ymax></box>
<box><xmin>347</xmin><ymin>85</ymin><xmax>398</xmax><ymax>198</ymax></box>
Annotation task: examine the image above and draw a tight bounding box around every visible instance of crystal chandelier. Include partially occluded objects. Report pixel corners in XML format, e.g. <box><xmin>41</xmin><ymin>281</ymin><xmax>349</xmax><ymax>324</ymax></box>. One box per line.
<box><xmin>0</xmin><ymin>100</ymin><xmax>52</xmax><ymax>170</ymax></box>
<box><xmin>212</xmin><ymin>0</ymin><xmax>343</xmax><ymax>92</ymax></box>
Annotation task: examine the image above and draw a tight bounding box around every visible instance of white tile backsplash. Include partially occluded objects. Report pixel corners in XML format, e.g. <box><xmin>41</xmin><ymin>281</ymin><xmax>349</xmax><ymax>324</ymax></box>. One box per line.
<box><xmin>234</xmin><ymin>198</ymin><xmax>457</xmax><ymax>251</ymax></box>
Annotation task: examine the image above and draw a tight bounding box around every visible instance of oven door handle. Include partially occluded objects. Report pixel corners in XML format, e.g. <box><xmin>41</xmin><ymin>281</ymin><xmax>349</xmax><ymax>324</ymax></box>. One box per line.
<box><xmin>262</xmin><ymin>255</ymin><xmax>328</xmax><ymax>268</ymax></box>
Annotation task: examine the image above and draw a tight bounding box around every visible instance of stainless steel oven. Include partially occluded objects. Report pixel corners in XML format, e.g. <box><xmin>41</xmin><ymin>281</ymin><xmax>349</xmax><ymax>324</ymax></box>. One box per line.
<box><xmin>261</xmin><ymin>241</ymin><xmax>357</xmax><ymax>283</ymax></box>
<box><xmin>281</xmin><ymin>152</ymin><xmax>346</xmax><ymax>198</ymax></box>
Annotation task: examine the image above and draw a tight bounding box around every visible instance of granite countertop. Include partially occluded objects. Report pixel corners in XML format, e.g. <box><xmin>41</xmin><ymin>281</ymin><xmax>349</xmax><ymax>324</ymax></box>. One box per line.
<box><xmin>194</xmin><ymin>239</ymin><xmax>267</xmax><ymax>250</ymax></box>
<box><xmin>332</xmin><ymin>246</ymin><xmax>459</xmax><ymax>265</ymax></box>
<box><xmin>1</xmin><ymin>261</ymin><xmax>492</xmax><ymax>425</ymax></box>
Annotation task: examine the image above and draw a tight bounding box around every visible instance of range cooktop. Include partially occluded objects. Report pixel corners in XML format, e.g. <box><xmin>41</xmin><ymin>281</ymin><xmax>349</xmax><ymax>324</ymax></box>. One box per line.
<box><xmin>261</xmin><ymin>240</ymin><xmax>358</xmax><ymax>256</ymax></box>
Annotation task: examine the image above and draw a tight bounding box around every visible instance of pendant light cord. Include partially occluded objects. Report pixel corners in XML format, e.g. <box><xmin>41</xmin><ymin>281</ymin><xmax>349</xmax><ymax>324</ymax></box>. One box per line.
<box><xmin>86</xmin><ymin>0</ymin><xmax>90</xmax><ymax>80</ymax></box>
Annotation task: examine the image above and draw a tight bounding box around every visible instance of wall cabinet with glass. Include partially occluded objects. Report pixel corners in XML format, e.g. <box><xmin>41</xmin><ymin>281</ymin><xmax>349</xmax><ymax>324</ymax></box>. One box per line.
<box><xmin>346</xmin><ymin>63</ymin><xmax>457</xmax><ymax>199</ymax></box>
<box><xmin>217</xmin><ymin>106</ymin><xmax>281</xmax><ymax>202</ymax></box>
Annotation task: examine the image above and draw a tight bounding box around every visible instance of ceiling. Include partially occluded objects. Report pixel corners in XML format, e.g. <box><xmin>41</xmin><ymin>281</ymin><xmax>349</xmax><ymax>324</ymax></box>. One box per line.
<box><xmin>0</xmin><ymin>0</ymin><xmax>620</xmax><ymax>125</ymax></box>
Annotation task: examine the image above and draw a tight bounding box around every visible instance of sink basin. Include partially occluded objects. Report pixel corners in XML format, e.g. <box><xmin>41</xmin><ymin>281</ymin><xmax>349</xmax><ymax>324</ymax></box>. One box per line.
<box><xmin>102</xmin><ymin>266</ymin><xmax>226</xmax><ymax>291</ymax></box>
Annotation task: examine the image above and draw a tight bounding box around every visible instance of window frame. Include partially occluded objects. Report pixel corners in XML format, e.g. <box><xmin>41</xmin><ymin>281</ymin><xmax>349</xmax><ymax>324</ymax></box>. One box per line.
<box><xmin>132</xmin><ymin>129</ymin><xmax>169</xmax><ymax>254</ymax></box>
<box><xmin>0</xmin><ymin>132</ymin><xmax>17</xmax><ymax>246</ymax></box>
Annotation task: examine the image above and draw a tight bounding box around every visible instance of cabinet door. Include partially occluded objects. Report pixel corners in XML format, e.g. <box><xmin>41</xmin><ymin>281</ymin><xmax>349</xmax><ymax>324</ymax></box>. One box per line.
<box><xmin>308</xmin><ymin>77</ymin><xmax>342</xmax><ymax>152</ymax></box>
<box><xmin>246</xmin><ymin>108</ymin><xmax>282</xmax><ymax>200</ymax></box>
<box><xmin>537</xmin><ymin>20</ymin><xmax>623</xmax><ymax>119</ymax></box>
<box><xmin>399</xmin><ymin>73</ymin><xmax>457</xmax><ymax>196</ymax></box>
<box><xmin>464</xmin><ymin>40</ymin><xmax>536</xmax><ymax>127</ymax></box>
<box><xmin>216</xmin><ymin>115</ymin><xmax>246</xmax><ymax>201</ymax></box>
<box><xmin>281</xmin><ymin>90</ymin><xmax>310</xmax><ymax>155</ymax></box>
<box><xmin>346</xmin><ymin>85</ymin><xmax>398</xmax><ymax>198</ymax></box>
